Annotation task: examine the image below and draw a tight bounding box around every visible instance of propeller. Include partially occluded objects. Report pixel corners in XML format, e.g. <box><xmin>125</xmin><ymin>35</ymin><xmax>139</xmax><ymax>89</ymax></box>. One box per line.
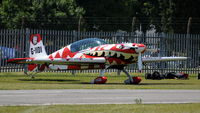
<box><xmin>138</xmin><ymin>52</ymin><xmax>143</xmax><ymax>72</ymax></box>
<box><xmin>146</xmin><ymin>48</ymin><xmax>159</xmax><ymax>53</ymax></box>
<box><xmin>134</xmin><ymin>44</ymin><xmax>146</xmax><ymax>72</ymax></box>
<box><xmin>135</xmin><ymin>45</ymin><xmax>159</xmax><ymax>72</ymax></box>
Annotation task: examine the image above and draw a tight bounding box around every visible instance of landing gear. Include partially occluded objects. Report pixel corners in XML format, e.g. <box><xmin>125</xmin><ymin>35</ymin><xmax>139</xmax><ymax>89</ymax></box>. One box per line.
<box><xmin>91</xmin><ymin>66</ymin><xmax>108</xmax><ymax>84</ymax></box>
<box><xmin>24</xmin><ymin>64</ymin><xmax>39</xmax><ymax>79</ymax></box>
<box><xmin>91</xmin><ymin>76</ymin><xmax>107</xmax><ymax>84</ymax></box>
<box><xmin>91</xmin><ymin>66</ymin><xmax>141</xmax><ymax>84</ymax></box>
<box><xmin>123</xmin><ymin>69</ymin><xmax>141</xmax><ymax>84</ymax></box>
<box><xmin>24</xmin><ymin>71</ymin><xmax>38</xmax><ymax>79</ymax></box>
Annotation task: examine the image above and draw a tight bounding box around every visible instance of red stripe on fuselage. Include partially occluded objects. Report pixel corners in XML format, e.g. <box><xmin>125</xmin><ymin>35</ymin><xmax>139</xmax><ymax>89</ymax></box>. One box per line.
<box><xmin>110</xmin><ymin>44</ymin><xmax>136</xmax><ymax>53</ymax></box>
<box><xmin>68</xmin><ymin>65</ymin><xmax>81</xmax><ymax>70</ymax></box>
<box><xmin>55</xmin><ymin>52</ymin><xmax>61</xmax><ymax>58</ymax></box>
<box><xmin>49</xmin><ymin>54</ymin><xmax>53</xmax><ymax>59</ymax></box>
<box><xmin>62</xmin><ymin>47</ymin><xmax>76</xmax><ymax>58</ymax></box>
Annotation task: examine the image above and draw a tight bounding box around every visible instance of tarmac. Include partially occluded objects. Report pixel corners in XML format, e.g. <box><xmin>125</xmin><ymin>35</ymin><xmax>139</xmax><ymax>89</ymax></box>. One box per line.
<box><xmin>0</xmin><ymin>89</ymin><xmax>200</xmax><ymax>106</ymax></box>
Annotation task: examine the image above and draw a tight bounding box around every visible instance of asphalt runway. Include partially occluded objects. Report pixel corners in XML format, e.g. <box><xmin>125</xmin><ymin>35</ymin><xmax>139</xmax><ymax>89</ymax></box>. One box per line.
<box><xmin>0</xmin><ymin>89</ymin><xmax>200</xmax><ymax>106</ymax></box>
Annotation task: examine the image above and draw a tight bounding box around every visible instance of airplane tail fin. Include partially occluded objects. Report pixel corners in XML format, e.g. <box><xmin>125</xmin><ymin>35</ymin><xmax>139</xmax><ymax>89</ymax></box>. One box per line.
<box><xmin>27</xmin><ymin>34</ymin><xmax>48</xmax><ymax>74</ymax></box>
<box><xmin>7</xmin><ymin>34</ymin><xmax>48</xmax><ymax>75</ymax></box>
<box><xmin>29</xmin><ymin>34</ymin><xmax>47</xmax><ymax>57</ymax></box>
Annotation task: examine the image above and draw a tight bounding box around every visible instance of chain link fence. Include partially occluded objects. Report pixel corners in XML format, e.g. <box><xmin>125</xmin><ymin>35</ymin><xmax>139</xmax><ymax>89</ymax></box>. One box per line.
<box><xmin>0</xmin><ymin>29</ymin><xmax>199</xmax><ymax>74</ymax></box>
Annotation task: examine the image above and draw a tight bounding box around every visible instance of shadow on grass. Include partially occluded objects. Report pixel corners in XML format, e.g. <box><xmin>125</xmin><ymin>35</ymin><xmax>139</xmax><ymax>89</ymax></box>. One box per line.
<box><xmin>17</xmin><ymin>79</ymin><xmax>189</xmax><ymax>85</ymax></box>
<box><xmin>81</xmin><ymin>82</ymin><xmax>124</xmax><ymax>85</ymax></box>
<box><xmin>81</xmin><ymin>82</ymin><xmax>189</xmax><ymax>85</ymax></box>
<box><xmin>140</xmin><ymin>83</ymin><xmax>188</xmax><ymax>85</ymax></box>
<box><xmin>18</xmin><ymin>79</ymin><xmax>80</xmax><ymax>82</ymax></box>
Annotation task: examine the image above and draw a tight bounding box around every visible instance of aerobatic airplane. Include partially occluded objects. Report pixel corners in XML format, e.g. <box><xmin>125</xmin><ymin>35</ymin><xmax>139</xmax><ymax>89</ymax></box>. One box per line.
<box><xmin>7</xmin><ymin>34</ymin><xmax>187</xmax><ymax>84</ymax></box>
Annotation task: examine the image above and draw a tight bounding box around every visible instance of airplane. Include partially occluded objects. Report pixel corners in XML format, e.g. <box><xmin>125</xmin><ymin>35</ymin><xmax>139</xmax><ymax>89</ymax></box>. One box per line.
<box><xmin>7</xmin><ymin>34</ymin><xmax>187</xmax><ymax>84</ymax></box>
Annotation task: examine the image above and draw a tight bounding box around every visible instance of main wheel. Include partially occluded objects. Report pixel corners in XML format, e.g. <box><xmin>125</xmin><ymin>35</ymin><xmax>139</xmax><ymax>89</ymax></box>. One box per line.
<box><xmin>91</xmin><ymin>76</ymin><xmax>107</xmax><ymax>84</ymax></box>
<box><xmin>124</xmin><ymin>77</ymin><xmax>142</xmax><ymax>84</ymax></box>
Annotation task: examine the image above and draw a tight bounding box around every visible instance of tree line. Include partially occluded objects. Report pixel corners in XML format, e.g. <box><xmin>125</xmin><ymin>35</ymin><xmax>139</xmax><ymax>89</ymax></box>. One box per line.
<box><xmin>0</xmin><ymin>0</ymin><xmax>199</xmax><ymax>34</ymax></box>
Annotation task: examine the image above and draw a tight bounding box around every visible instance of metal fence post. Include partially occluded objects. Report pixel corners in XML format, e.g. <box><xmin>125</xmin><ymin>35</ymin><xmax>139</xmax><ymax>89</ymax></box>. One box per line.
<box><xmin>23</xmin><ymin>28</ymin><xmax>30</xmax><ymax>73</ymax></box>
<box><xmin>25</xmin><ymin>28</ymin><xmax>30</xmax><ymax>58</ymax></box>
<box><xmin>0</xmin><ymin>29</ymin><xmax>2</xmax><ymax>72</ymax></box>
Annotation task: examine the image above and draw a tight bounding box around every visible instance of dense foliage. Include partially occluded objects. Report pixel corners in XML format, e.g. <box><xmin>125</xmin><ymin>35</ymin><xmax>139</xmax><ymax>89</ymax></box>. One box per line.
<box><xmin>0</xmin><ymin>0</ymin><xmax>199</xmax><ymax>33</ymax></box>
<box><xmin>0</xmin><ymin>0</ymin><xmax>84</xmax><ymax>29</ymax></box>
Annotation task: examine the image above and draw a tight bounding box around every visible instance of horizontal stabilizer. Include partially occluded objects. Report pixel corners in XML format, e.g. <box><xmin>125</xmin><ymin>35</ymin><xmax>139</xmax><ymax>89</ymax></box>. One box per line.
<box><xmin>7</xmin><ymin>58</ymin><xmax>33</xmax><ymax>64</ymax></box>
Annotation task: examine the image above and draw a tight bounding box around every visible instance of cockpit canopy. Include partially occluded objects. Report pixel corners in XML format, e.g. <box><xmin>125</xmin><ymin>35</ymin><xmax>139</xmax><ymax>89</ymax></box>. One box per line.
<box><xmin>70</xmin><ymin>38</ymin><xmax>108</xmax><ymax>52</ymax></box>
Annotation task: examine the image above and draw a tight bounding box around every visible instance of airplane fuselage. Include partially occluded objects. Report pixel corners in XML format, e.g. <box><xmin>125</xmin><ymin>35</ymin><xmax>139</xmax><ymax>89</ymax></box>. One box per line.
<box><xmin>47</xmin><ymin>43</ymin><xmax>146</xmax><ymax>70</ymax></box>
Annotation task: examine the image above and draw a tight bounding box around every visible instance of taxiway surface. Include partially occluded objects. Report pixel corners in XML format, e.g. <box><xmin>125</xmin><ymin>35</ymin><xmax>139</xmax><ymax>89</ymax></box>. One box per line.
<box><xmin>0</xmin><ymin>89</ymin><xmax>200</xmax><ymax>106</ymax></box>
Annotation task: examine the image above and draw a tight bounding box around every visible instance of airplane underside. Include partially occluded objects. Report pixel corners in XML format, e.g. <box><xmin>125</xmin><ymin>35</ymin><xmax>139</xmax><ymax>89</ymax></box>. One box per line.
<box><xmin>24</xmin><ymin>63</ymin><xmax>141</xmax><ymax>84</ymax></box>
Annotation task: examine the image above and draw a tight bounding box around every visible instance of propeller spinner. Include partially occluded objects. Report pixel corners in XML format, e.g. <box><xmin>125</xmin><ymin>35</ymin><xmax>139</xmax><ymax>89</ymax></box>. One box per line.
<box><xmin>134</xmin><ymin>44</ymin><xmax>146</xmax><ymax>72</ymax></box>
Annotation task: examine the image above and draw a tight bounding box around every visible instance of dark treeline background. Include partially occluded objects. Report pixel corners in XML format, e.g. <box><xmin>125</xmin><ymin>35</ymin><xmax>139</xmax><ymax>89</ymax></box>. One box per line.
<box><xmin>0</xmin><ymin>0</ymin><xmax>200</xmax><ymax>34</ymax></box>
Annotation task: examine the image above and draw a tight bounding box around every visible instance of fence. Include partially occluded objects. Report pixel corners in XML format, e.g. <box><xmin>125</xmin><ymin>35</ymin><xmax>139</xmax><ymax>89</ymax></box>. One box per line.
<box><xmin>0</xmin><ymin>29</ymin><xmax>199</xmax><ymax>74</ymax></box>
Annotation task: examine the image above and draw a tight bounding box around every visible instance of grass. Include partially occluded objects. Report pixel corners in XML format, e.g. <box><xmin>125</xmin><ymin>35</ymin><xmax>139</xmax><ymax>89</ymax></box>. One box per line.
<box><xmin>0</xmin><ymin>103</ymin><xmax>200</xmax><ymax>113</ymax></box>
<box><xmin>0</xmin><ymin>72</ymin><xmax>199</xmax><ymax>113</ymax></box>
<box><xmin>0</xmin><ymin>72</ymin><xmax>199</xmax><ymax>90</ymax></box>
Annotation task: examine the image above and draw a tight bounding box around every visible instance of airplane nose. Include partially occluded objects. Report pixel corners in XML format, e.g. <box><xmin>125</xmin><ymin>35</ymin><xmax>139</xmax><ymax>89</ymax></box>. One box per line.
<box><xmin>135</xmin><ymin>44</ymin><xmax>146</xmax><ymax>53</ymax></box>
<box><xmin>136</xmin><ymin>44</ymin><xmax>145</xmax><ymax>47</ymax></box>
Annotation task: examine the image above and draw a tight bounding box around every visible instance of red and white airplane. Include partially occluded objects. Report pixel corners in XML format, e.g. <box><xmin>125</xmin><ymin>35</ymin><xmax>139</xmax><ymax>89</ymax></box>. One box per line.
<box><xmin>8</xmin><ymin>34</ymin><xmax>187</xmax><ymax>84</ymax></box>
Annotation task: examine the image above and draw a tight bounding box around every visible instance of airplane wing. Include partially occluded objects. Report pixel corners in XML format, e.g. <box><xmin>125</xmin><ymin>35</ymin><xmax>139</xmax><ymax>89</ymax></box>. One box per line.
<box><xmin>7</xmin><ymin>57</ymin><xmax>106</xmax><ymax>65</ymax></box>
<box><xmin>142</xmin><ymin>57</ymin><xmax>187</xmax><ymax>63</ymax></box>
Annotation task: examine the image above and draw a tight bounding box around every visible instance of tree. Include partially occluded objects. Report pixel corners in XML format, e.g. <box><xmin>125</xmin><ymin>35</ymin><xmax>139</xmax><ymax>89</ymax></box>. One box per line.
<box><xmin>0</xmin><ymin>0</ymin><xmax>85</xmax><ymax>29</ymax></box>
<box><xmin>173</xmin><ymin>0</ymin><xmax>200</xmax><ymax>34</ymax></box>
<box><xmin>77</xmin><ymin>0</ymin><xmax>140</xmax><ymax>31</ymax></box>
<box><xmin>77</xmin><ymin>0</ymin><xmax>176</xmax><ymax>33</ymax></box>
<box><xmin>137</xmin><ymin>0</ymin><xmax>175</xmax><ymax>33</ymax></box>
<box><xmin>1</xmin><ymin>0</ymin><xmax>200</xmax><ymax>33</ymax></box>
